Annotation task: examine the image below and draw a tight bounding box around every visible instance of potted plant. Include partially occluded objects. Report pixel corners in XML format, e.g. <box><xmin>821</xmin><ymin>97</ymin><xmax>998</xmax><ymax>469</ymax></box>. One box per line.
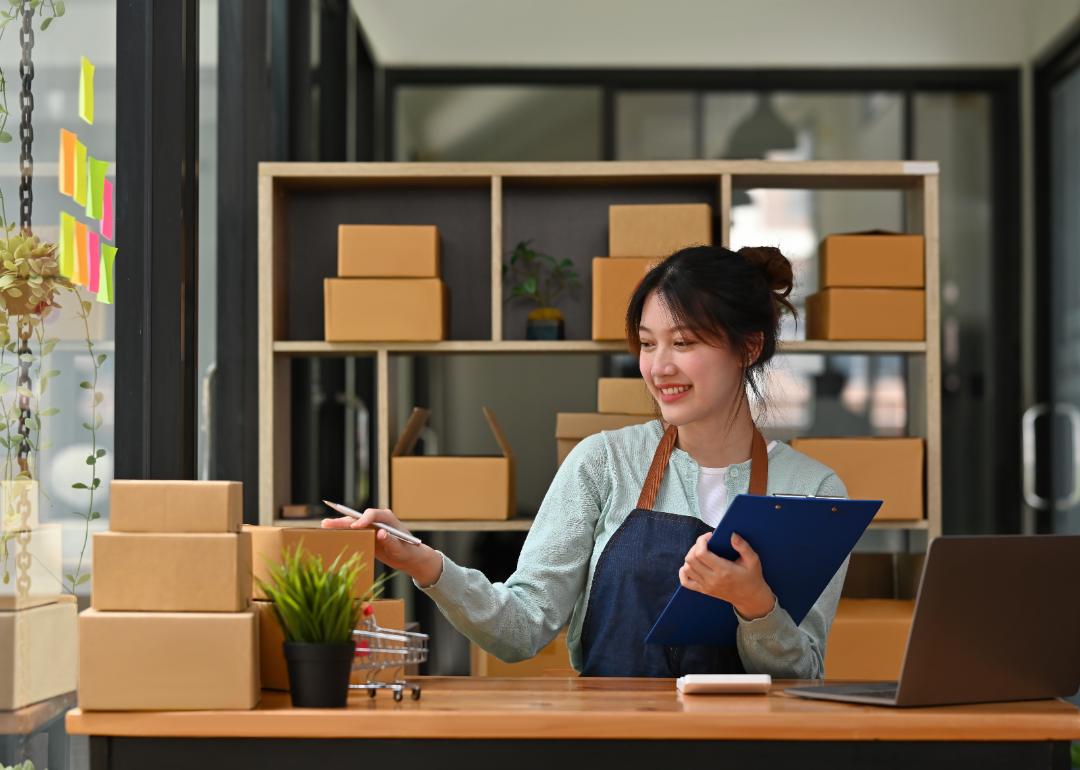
<box><xmin>254</xmin><ymin>542</ymin><xmax>392</xmax><ymax>708</ymax></box>
<box><xmin>503</xmin><ymin>240</ymin><xmax>581</xmax><ymax>340</ymax></box>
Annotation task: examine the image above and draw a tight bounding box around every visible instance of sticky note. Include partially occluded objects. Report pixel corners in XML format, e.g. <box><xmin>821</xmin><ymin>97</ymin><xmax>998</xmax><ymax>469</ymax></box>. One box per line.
<box><xmin>60</xmin><ymin>213</ymin><xmax>75</xmax><ymax>278</ymax></box>
<box><xmin>73</xmin><ymin>141</ymin><xmax>87</xmax><ymax>207</ymax></box>
<box><xmin>87</xmin><ymin>158</ymin><xmax>108</xmax><ymax>220</ymax></box>
<box><xmin>73</xmin><ymin>221</ymin><xmax>88</xmax><ymax>286</ymax></box>
<box><xmin>87</xmin><ymin>232</ymin><xmax>100</xmax><ymax>293</ymax></box>
<box><xmin>99</xmin><ymin>246</ymin><xmax>116</xmax><ymax>304</ymax></box>
<box><xmin>100</xmin><ymin>179</ymin><xmax>113</xmax><ymax>241</ymax></box>
<box><xmin>79</xmin><ymin>57</ymin><xmax>94</xmax><ymax>125</ymax></box>
<box><xmin>59</xmin><ymin>130</ymin><xmax>76</xmax><ymax>197</ymax></box>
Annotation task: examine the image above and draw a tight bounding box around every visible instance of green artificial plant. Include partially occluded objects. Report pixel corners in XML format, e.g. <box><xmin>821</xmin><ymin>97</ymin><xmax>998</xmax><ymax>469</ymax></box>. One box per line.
<box><xmin>254</xmin><ymin>542</ymin><xmax>395</xmax><ymax>644</ymax></box>
<box><xmin>502</xmin><ymin>240</ymin><xmax>580</xmax><ymax>315</ymax></box>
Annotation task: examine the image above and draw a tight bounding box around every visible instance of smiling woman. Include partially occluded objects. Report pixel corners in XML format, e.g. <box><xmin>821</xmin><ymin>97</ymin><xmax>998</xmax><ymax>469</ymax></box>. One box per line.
<box><xmin>325</xmin><ymin>245</ymin><xmax>849</xmax><ymax>679</ymax></box>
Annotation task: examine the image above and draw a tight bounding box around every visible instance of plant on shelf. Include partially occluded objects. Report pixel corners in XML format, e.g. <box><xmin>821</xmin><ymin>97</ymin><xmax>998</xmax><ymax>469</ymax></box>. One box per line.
<box><xmin>503</xmin><ymin>240</ymin><xmax>581</xmax><ymax>340</ymax></box>
<box><xmin>254</xmin><ymin>542</ymin><xmax>394</xmax><ymax>708</ymax></box>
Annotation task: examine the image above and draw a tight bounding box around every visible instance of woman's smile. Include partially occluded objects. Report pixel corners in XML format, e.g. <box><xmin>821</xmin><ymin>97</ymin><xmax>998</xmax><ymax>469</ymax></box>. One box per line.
<box><xmin>658</xmin><ymin>384</ymin><xmax>692</xmax><ymax>401</ymax></box>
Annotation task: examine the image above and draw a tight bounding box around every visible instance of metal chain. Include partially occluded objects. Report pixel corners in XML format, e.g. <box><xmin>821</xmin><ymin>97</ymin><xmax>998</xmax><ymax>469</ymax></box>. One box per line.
<box><xmin>15</xmin><ymin>321</ymin><xmax>31</xmax><ymax>473</ymax></box>
<box><xmin>18</xmin><ymin>2</ymin><xmax>34</xmax><ymax>235</ymax></box>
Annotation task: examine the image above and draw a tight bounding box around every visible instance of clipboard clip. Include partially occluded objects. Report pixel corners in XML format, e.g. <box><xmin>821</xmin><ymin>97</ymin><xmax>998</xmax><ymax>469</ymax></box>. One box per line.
<box><xmin>772</xmin><ymin>493</ymin><xmax>846</xmax><ymax>500</ymax></box>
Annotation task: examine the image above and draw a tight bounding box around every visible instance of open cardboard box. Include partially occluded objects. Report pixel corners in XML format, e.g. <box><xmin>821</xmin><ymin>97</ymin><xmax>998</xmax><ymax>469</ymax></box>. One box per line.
<box><xmin>391</xmin><ymin>407</ymin><xmax>515</xmax><ymax>520</ymax></box>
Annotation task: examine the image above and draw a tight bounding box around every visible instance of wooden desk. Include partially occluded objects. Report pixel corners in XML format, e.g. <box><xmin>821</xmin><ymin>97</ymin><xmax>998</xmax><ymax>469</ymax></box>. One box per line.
<box><xmin>67</xmin><ymin>677</ymin><xmax>1080</xmax><ymax>770</ymax></box>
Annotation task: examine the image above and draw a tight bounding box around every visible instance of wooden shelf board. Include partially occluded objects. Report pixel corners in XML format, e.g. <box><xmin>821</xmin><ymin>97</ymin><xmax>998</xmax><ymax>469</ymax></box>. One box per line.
<box><xmin>868</xmin><ymin>519</ymin><xmax>929</xmax><ymax>530</ymax></box>
<box><xmin>272</xmin><ymin>340</ymin><xmax>926</xmax><ymax>357</ymax></box>
<box><xmin>274</xmin><ymin>518</ymin><xmax>535</xmax><ymax>531</ymax></box>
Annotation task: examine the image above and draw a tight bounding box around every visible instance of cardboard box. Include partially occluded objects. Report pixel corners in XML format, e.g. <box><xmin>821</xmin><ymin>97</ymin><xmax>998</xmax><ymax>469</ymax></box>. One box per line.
<box><xmin>592</xmin><ymin>257</ymin><xmax>656</xmax><ymax>340</ymax></box>
<box><xmin>338</xmin><ymin>224</ymin><xmax>440</xmax><ymax>278</ymax></box>
<box><xmin>246</xmin><ymin>526</ymin><xmax>376</xmax><ymax>601</ymax></box>
<box><xmin>823</xmin><ymin>599</ymin><xmax>914</xmax><ymax>680</ymax></box>
<box><xmin>555</xmin><ymin>412</ymin><xmax>656</xmax><ymax>466</ymax></box>
<box><xmin>92</xmin><ymin>531</ymin><xmax>252</xmax><ymax>612</ymax></box>
<box><xmin>819</xmin><ymin>231</ymin><xmax>924</xmax><ymax>289</ymax></box>
<box><xmin>78</xmin><ymin>607</ymin><xmax>260</xmax><ymax>711</ymax></box>
<box><xmin>110</xmin><ymin>480</ymin><xmax>242</xmax><ymax>533</ymax></box>
<box><xmin>471</xmin><ymin>628</ymin><xmax>571</xmax><ymax>677</ymax></box>
<box><xmin>324</xmin><ymin>278</ymin><xmax>448</xmax><ymax>342</ymax></box>
<box><xmin>609</xmin><ymin>204</ymin><xmax>712</xmax><ymax>258</ymax></box>
<box><xmin>597</xmin><ymin>377</ymin><xmax>654</xmax><ymax>416</ymax></box>
<box><xmin>805</xmin><ymin>288</ymin><xmax>924</xmax><ymax>341</ymax></box>
<box><xmin>0</xmin><ymin>524</ymin><xmax>64</xmax><ymax>610</ymax></box>
<box><xmin>392</xmin><ymin>407</ymin><xmax>515</xmax><ymax>520</ymax></box>
<box><xmin>258</xmin><ymin>598</ymin><xmax>406</xmax><ymax>691</ymax></box>
<box><xmin>0</xmin><ymin>599</ymin><xmax>77</xmax><ymax>709</ymax></box>
<box><xmin>789</xmin><ymin>437</ymin><xmax>924</xmax><ymax>521</ymax></box>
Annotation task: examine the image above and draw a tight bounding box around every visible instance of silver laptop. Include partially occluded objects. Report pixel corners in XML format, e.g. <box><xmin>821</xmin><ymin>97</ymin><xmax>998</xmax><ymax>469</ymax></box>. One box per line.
<box><xmin>786</xmin><ymin>535</ymin><xmax>1080</xmax><ymax>707</ymax></box>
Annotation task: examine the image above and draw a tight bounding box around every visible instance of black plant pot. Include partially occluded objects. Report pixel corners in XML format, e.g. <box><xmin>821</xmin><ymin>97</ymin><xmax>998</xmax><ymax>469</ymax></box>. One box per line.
<box><xmin>284</xmin><ymin>642</ymin><xmax>356</xmax><ymax>708</ymax></box>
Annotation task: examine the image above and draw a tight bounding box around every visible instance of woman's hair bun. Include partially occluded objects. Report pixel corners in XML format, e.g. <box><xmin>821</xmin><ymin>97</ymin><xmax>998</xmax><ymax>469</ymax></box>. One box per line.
<box><xmin>737</xmin><ymin>246</ymin><xmax>796</xmax><ymax>318</ymax></box>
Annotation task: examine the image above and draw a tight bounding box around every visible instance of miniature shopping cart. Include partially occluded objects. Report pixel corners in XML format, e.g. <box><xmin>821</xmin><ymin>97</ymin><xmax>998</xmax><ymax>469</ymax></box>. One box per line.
<box><xmin>351</xmin><ymin>614</ymin><xmax>429</xmax><ymax>701</ymax></box>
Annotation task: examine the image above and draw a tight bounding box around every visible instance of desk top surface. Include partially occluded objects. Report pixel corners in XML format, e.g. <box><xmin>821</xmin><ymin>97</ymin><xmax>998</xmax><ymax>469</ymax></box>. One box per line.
<box><xmin>65</xmin><ymin>678</ymin><xmax>1080</xmax><ymax>742</ymax></box>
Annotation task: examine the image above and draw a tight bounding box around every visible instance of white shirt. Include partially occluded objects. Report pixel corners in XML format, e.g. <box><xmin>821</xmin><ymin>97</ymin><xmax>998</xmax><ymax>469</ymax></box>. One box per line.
<box><xmin>697</xmin><ymin>442</ymin><xmax>777</xmax><ymax>528</ymax></box>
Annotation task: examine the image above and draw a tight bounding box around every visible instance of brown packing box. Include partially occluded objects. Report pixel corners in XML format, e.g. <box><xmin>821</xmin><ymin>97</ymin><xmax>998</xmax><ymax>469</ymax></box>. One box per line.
<box><xmin>245</xmin><ymin>526</ymin><xmax>376</xmax><ymax>601</ymax></box>
<box><xmin>78</xmin><ymin>607</ymin><xmax>260</xmax><ymax>711</ymax></box>
<box><xmin>823</xmin><ymin>599</ymin><xmax>914</xmax><ymax>680</ymax></box>
<box><xmin>819</xmin><ymin>231</ymin><xmax>924</xmax><ymax>288</ymax></box>
<box><xmin>597</xmin><ymin>377</ymin><xmax>654</xmax><ymax>416</ymax></box>
<box><xmin>258</xmin><ymin>598</ymin><xmax>405</xmax><ymax>691</ymax></box>
<box><xmin>471</xmin><ymin>628</ymin><xmax>572</xmax><ymax>677</ymax></box>
<box><xmin>0</xmin><ymin>599</ymin><xmax>77</xmax><ymax>710</ymax></box>
<box><xmin>556</xmin><ymin>413</ymin><xmax>656</xmax><ymax>466</ymax></box>
<box><xmin>789</xmin><ymin>437</ymin><xmax>924</xmax><ymax>521</ymax></box>
<box><xmin>392</xmin><ymin>407</ymin><xmax>515</xmax><ymax>520</ymax></box>
<box><xmin>92</xmin><ymin>531</ymin><xmax>252</xmax><ymax>612</ymax></box>
<box><xmin>805</xmin><ymin>288</ymin><xmax>925</xmax><ymax>341</ymax></box>
<box><xmin>110</xmin><ymin>480</ymin><xmax>242</xmax><ymax>533</ymax></box>
<box><xmin>608</xmin><ymin>203</ymin><xmax>712</xmax><ymax>258</ymax></box>
<box><xmin>592</xmin><ymin>257</ymin><xmax>656</xmax><ymax>340</ymax></box>
<box><xmin>324</xmin><ymin>278</ymin><xmax>448</xmax><ymax>342</ymax></box>
<box><xmin>338</xmin><ymin>225</ymin><xmax>440</xmax><ymax>278</ymax></box>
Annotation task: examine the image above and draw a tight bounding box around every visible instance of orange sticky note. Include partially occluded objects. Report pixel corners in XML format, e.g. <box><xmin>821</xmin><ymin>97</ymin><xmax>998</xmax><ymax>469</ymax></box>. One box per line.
<box><xmin>73</xmin><ymin>221</ymin><xmax>88</xmax><ymax>286</ymax></box>
<box><xmin>59</xmin><ymin>130</ymin><xmax>76</xmax><ymax>197</ymax></box>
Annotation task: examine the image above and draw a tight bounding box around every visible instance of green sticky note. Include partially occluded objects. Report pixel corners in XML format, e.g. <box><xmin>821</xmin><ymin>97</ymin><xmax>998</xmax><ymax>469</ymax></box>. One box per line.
<box><xmin>60</xmin><ymin>212</ymin><xmax>75</xmax><ymax>279</ymax></box>
<box><xmin>98</xmin><ymin>245</ymin><xmax>116</xmax><ymax>304</ymax></box>
<box><xmin>86</xmin><ymin>158</ymin><xmax>108</xmax><ymax>219</ymax></box>
<box><xmin>79</xmin><ymin>57</ymin><xmax>95</xmax><ymax>125</ymax></box>
<box><xmin>73</xmin><ymin>141</ymin><xmax>87</xmax><ymax>207</ymax></box>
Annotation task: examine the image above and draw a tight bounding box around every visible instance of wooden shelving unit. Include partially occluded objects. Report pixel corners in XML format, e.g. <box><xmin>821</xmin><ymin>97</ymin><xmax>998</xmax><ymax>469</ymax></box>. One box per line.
<box><xmin>258</xmin><ymin>160</ymin><xmax>941</xmax><ymax>539</ymax></box>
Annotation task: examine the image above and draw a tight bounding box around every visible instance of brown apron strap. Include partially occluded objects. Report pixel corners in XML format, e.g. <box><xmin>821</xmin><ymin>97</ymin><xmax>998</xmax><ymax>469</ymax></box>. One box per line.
<box><xmin>749</xmin><ymin>426</ymin><xmax>769</xmax><ymax>496</ymax></box>
<box><xmin>636</xmin><ymin>425</ymin><xmax>679</xmax><ymax>510</ymax></box>
<box><xmin>635</xmin><ymin>424</ymin><xmax>771</xmax><ymax>511</ymax></box>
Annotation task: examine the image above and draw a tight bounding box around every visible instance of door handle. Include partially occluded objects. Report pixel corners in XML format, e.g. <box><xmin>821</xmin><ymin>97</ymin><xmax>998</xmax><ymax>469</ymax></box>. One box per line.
<box><xmin>1022</xmin><ymin>403</ymin><xmax>1080</xmax><ymax>510</ymax></box>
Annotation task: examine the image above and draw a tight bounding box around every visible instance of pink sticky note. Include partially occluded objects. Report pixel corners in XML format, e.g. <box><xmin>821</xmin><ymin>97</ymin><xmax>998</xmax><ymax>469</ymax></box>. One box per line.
<box><xmin>87</xmin><ymin>232</ymin><xmax>100</xmax><ymax>293</ymax></box>
<box><xmin>99</xmin><ymin>179</ymin><xmax>113</xmax><ymax>240</ymax></box>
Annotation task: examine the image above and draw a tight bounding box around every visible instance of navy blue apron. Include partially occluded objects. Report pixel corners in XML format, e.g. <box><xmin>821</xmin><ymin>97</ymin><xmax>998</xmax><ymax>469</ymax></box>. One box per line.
<box><xmin>580</xmin><ymin>423</ymin><xmax>769</xmax><ymax>678</ymax></box>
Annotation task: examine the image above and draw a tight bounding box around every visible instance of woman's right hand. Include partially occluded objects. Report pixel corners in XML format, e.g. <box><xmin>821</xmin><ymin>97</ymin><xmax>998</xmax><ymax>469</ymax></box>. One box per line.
<box><xmin>322</xmin><ymin>508</ymin><xmax>444</xmax><ymax>588</ymax></box>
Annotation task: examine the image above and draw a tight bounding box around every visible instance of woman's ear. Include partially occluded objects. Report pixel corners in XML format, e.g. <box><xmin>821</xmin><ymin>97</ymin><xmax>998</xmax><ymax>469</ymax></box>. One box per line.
<box><xmin>745</xmin><ymin>332</ymin><xmax>765</xmax><ymax>366</ymax></box>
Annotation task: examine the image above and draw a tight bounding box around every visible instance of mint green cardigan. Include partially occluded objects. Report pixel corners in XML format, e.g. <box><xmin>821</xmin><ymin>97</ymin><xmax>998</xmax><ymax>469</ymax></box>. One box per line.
<box><xmin>419</xmin><ymin>420</ymin><xmax>849</xmax><ymax>678</ymax></box>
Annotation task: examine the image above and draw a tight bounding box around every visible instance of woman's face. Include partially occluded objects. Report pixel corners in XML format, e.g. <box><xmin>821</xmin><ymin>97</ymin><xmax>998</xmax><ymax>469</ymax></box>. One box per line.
<box><xmin>638</xmin><ymin>291</ymin><xmax>749</xmax><ymax>428</ymax></box>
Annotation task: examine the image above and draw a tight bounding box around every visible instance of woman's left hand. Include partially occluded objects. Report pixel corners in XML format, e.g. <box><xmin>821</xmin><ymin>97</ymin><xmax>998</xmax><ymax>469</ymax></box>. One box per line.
<box><xmin>680</xmin><ymin>532</ymin><xmax>776</xmax><ymax>620</ymax></box>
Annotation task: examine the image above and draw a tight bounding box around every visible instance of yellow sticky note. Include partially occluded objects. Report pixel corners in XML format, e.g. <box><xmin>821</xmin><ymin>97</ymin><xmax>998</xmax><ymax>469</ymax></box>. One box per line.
<box><xmin>60</xmin><ymin>212</ymin><xmax>75</xmax><ymax>278</ymax></box>
<box><xmin>59</xmin><ymin>129</ymin><xmax>76</xmax><ymax>197</ymax></box>
<box><xmin>73</xmin><ymin>221</ymin><xmax>88</xmax><ymax>286</ymax></box>
<box><xmin>79</xmin><ymin>57</ymin><xmax>95</xmax><ymax>125</ymax></box>
<box><xmin>87</xmin><ymin>158</ymin><xmax>109</xmax><ymax>219</ymax></box>
<box><xmin>74</xmin><ymin>141</ymin><xmax>87</xmax><ymax>207</ymax></box>
<box><xmin>99</xmin><ymin>245</ymin><xmax>117</xmax><ymax>304</ymax></box>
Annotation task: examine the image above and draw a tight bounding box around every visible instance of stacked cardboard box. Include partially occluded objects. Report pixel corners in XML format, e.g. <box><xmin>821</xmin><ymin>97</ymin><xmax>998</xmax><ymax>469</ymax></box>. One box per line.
<box><xmin>805</xmin><ymin>231</ymin><xmax>925</xmax><ymax>341</ymax></box>
<box><xmin>556</xmin><ymin>378</ymin><xmax>656</xmax><ymax>466</ymax></box>
<box><xmin>325</xmin><ymin>225</ymin><xmax>448</xmax><ymax>341</ymax></box>
<box><xmin>593</xmin><ymin>204</ymin><xmax>712</xmax><ymax>340</ymax></box>
<box><xmin>392</xmin><ymin>407</ymin><xmax>516</xmax><ymax>520</ymax></box>
<box><xmin>471</xmin><ymin>628</ymin><xmax>571</xmax><ymax>677</ymax></box>
<box><xmin>79</xmin><ymin>481</ymin><xmax>261</xmax><ymax>711</ymax></box>
<box><xmin>0</xmin><ymin>480</ymin><xmax>77</xmax><ymax>710</ymax></box>
<box><xmin>245</xmin><ymin>525</ymin><xmax>379</xmax><ymax>691</ymax></box>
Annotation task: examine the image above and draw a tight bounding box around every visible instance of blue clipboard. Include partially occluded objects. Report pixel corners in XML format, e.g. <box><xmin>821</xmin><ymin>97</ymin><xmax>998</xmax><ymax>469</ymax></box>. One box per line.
<box><xmin>644</xmin><ymin>494</ymin><xmax>882</xmax><ymax>647</ymax></box>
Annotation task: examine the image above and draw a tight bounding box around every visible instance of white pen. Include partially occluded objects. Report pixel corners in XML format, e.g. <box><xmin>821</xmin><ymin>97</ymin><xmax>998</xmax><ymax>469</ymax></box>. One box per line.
<box><xmin>322</xmin><ymin>501</ymin><xmax>423</xmax><ymax>546</ymax></box>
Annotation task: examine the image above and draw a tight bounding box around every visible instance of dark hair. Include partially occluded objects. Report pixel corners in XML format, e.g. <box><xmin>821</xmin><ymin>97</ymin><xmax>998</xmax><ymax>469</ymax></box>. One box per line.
<box><xmin>625</xmin><ymin>245</ymin><xmax>796</xmax><ymax>403</ymax></box>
